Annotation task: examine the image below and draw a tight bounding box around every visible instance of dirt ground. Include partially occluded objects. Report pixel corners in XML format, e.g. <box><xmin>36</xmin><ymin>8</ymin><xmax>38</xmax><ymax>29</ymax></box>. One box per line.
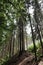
<box><xmin>4</xmin><ymin>51</ymin><xmax>43</xmax><ymax>65</ymax></box>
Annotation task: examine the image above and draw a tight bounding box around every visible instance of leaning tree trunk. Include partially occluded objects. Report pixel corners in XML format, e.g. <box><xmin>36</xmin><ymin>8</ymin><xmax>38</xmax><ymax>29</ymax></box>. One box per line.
<box><xmin>34</xmin><ymin>10</ymin><xmax>43</xmax><ymax>56</ymax></box>
<box><xmin>29</xmin><ymin>14</ymin><xmax>37</xmax><ymax>62</ymax></box>
<box><xmin>34</xmin><ymin>0</ymin><xmax>43</xmax><ymax>56</ymax></box>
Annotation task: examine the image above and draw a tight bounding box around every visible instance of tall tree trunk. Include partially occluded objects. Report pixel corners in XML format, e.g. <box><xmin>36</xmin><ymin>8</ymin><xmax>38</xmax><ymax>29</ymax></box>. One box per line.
<box><xmin>19</xmin><ymin>27</ymin><xmax>22</xmax><ymax>52</ymax></box>
<box><xmin>37</xmin><ymin>24</ymin><xmax>43</xmax><ymax>56</ymax></box>
<box><xmin>18</xmin><ymin>18</ymin><xmax>22</xmax><ymax>53</ymax></box>
<box><xmin>18</xmin><ymin>18</ymin><xmax>25</xmax><ymax>54</ymax></box>
<box><xmin>22</xmin><ymin>22</ymin><xmax>25</xmax><ymax>51</ymax></box>
<box><xmin>9</xmin><ymin>35</ymin><xmax>12</xmax><ymax>58</ymax></box>
<box><xmin>25</xmin><ymin>28</ymin><xmax>28</xmax><ymax>50</ymax></box>
<box><xmin>12</xmin><ymin>36</ymin><xmax>15</xmax><ymax>56</ymax></box>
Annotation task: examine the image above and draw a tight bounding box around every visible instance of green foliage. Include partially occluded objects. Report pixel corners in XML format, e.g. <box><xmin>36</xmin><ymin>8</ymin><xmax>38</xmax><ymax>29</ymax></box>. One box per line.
<box><xmin>27</xmin><ymin>42</ymin><xmax>43</xmax><ymax>58</ymax></box>
<box><xmin>0</xmin><ymin>54</ymin><xmax>9</xmax><ymax>65</ymax></box>
<box><xmin>27</xmin><ymin>42</ymin><xmax>41</xmax><ymax>53</ymax></box>
<box><xmin>0</xmin><ymin>0</ymin><xmax>27</xmax><ymax>64</ymax></box>
<box><xmin>27</xmin><ymin>44</ymin><xmax>34</xmax><ymax>52</ymax></box>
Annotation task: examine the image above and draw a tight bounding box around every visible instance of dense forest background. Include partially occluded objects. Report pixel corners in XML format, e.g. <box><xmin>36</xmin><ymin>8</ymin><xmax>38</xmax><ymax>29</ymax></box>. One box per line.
<box><xmin>0</xmin><ymin>0</ymin><xmax>43</xmax><ymax>65</ymax></box>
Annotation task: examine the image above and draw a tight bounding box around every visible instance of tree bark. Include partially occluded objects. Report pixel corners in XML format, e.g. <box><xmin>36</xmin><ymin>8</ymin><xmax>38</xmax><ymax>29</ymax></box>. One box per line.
<box><xmin>29</xmin><ymin>14</ymin><xmax>37</xmax><ymax>62</ymax></box>
<box><xmin>22</xmin><ymin>21</ymin><xmax>25</xmax><ymax>51</ymax></box>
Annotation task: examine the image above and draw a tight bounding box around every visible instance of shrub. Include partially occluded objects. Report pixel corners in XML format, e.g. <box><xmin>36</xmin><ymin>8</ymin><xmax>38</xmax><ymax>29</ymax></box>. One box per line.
<box><xmin>27</xmin><ymin>42</ymin><xmax>41</xmax><ymax>53</ymax></box>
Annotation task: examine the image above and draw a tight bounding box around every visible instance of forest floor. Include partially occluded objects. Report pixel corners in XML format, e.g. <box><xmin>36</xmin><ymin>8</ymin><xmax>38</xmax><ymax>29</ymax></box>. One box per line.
<box><xmin>4</xmin><ymin>51</ymin><xmax>43</xmax><ymax>65</ymax></box>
